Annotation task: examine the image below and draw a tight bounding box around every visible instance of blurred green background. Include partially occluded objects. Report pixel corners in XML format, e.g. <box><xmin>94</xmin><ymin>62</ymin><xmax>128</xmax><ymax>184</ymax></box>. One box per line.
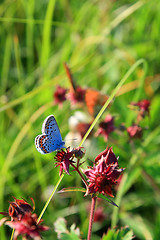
<box><xmin>0</xmin><ymin>0</ymin><xmax>160</xmax><ymax>239</ymax></box>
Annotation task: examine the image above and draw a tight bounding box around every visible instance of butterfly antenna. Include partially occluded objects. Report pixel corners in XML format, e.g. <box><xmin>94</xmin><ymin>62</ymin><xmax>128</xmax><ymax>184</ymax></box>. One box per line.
<box><xmin>65</xmin><ymin>138</ymin><xmax>78</xmax><ymax>141</ymax></box>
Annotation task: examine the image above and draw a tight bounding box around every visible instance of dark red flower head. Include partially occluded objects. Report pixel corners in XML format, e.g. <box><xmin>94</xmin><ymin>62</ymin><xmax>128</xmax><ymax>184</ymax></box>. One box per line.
<box><xmin>127</xmin><ymin>125</ymin><xmax>143</xmax><ymax>139</ymax></box>
<box><xmin>6</xmin><ymin>212</ymin><xmax>49</xmax><ymax>240</ymax></box>
<box><xmin>0</xmin><ymin>197</ymin><xmax>49</xmax><ymax>239</ymax></box>
<box><xmin>131</xmin><ymin>99</ymin><xmax>150</xmax><ymax>122</ymax></box>
<box><xmin>55</xmin><ymin>147</ymin><xmax>74</xmax><ymax>176</ymax></box>
<box><xmin>53</xmin><ymin>85</ymin><xmax>67</xmax><ymax>107</ymax></box>
<box><xmin>95</xmin><ymin>146</ymin><xmax>118</xmax><ymax>164</ymax></box>
<box><xmin>132</xmin><ymin>99</ymin><xmax>150</xmax><ymax>113</ymax></box>
<box><xmin>67</xmin><ymin>86</ymin><xmax>86</xmax><ymax>105</ymax></box>
<box><xmin>0</xmin><ymin>197</ymin><xmax>34</xmax><ymax>221</ymax></box>
<box><xmin>83</xmin><ymin>147</ymin><xmax>124</xmax><ymax>197</ymax></box>
<box><xmin>12</xmin><ymin>197</ymin><xmax>35</xmax><ymax>213</ymax></box>
<box><xmin>95</xmin><ymin>114</ymin><xmax>115</xmax><ymax>141</ymax></box>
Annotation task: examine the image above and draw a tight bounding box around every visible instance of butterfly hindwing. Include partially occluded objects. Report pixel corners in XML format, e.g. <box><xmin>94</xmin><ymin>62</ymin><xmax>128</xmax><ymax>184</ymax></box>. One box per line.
<box><xmin>35</xmin><ymin>134</ymin><xmax>63</xmax><ymax>154</ymax></box>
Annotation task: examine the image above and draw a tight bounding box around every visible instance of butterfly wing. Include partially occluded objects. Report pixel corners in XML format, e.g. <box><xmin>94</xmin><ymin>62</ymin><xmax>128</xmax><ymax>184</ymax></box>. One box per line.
<box><xmin>85</xmin><ymin>89</ymin><xmax>108</xmax><ymax>117</ymax></box>
<box><xmin>35</xmin><ymin>134</ymin><xmax>65</xmax><ymax>154</ymax></box>
<box><xmin>85</xmin><ymin>89</ymin><xmax>99</xmax><ymax>116</ymax></box>
<box><xmin>35</xmin><ymin>115</ymin><xmax>65</xmax><ymax>154</ymax></box>
<box><xmin>42</xmin><ymin>115</ymin><xmax>63</xmax><ymax>141</ymax></box>
<box><xmin>42</xmin><ymin>115</ymin><xmax>65</xmax><ymax>146</ymax></box>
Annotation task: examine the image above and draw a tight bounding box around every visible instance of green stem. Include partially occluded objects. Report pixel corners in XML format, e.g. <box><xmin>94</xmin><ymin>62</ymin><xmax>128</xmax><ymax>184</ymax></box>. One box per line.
<box><xmin>80</xmin><ymin>59</ymin><xmax>147</xmax><ymax>147</ymax></box>
<box><xmin>37</xmin><ymin>174</ymin><xmax>64</xmax><ymax>224</ymax></box>
<box><xmin>70</xmin><ymin>162</ymin><xmax>88</xmax><ymax>188</ymax></box>
<box><xmin>10</xmin><ymin>229</ymin><xmax>14</xmax><ymax>240</ymax></box>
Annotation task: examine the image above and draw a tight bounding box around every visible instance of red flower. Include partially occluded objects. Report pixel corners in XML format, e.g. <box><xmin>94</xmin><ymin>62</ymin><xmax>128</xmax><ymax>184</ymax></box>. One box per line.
<box><xmin>127</xmin><ymin>125</ymin><xmax>143</xmax><ymax>139</ymax></box>
<box><xmin>83</xmin><ymin>147</ymin><xmax>124</xmax><ymax>197</ymax></box>
<box><xmin>55</xmin><ymin>147</ymin><xmax>86</xmax><ymax>175</ymax></box>
<box><xmin>53</xmin><ymin>85</ymin><xmax>67</xmax><ymax>107</ymax></box>
<box><xmin>6</xmin><ymin>213</ymin><xmax>49</xmax><ymax>240</ymax></box>
<box><xmin>131</xmin><ymin>99</ymin><xmax>150</xmax><ymax>122</ymax></box>
<box><xmin>67</xmin><ymin>86</ymin><xmax>86</xmax><ymax>105</ymax></box>
<box><xmin>95</xmin><ymin>114</ymin><xmax>115</xmax><ymax>141</ymax></box>
<box><xmin>132</xmin><ymin>99</ymin><xmax>150</xmax><ymax>114</ymax></box>
<box><xmin>55</xmin><ymin>147</ymin><xmax>74</xmax><ymax>176</ymax></box>
<box><xmin>0</xmin><ymin>197</ymin><xmax>48</xmax><ymax>239</ymax></box>
<box><xmin>95</xmin><ymin>146</ymin><xmax>117</xmax><ymax>164</ymax></box>
<box><xmin>0</xmin><ymin>197</ymin><xmax>34</xmax><ymax>221</ymax></box>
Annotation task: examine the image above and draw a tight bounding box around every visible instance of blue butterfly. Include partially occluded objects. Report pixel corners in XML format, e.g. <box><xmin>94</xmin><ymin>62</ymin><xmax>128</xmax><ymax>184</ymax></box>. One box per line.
<box><xmin>35</xmin><ymin>115</ymin><xmax>65</xmax><ymax>154</ymax></box>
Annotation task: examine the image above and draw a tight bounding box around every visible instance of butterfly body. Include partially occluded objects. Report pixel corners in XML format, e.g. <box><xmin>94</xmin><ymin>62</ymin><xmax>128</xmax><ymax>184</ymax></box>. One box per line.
<box><xmin>35</xmin><ymin>115</ymin><xmax>65</xmax><ymax>154</ymax></box>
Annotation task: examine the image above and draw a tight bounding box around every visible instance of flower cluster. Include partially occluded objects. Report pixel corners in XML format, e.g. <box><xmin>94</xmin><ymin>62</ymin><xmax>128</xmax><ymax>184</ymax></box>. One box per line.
<box><xmin>0</xmin><ymin>197</ymin><xmax>49</xmax><ymax>240</ymax></box>
<box><xmin>67</xmin><ymin>86</ymin><xmax>86</xmax><ymax>105</ymax></box>
<box><xmin>54</xmin><ymin>85</ymin><xmax>67</xmax><ymax>107</ymax></box>
<box><xmin>131</xmin><ymin>99</ymin><xmax>150</xmax><ymax>117</ymax></box>
<box><xmin>53</xmin><ymin>63</ymin><xmax>109</xmax><ymax>118</ymax></box>
<box><xmin>83</xmin><ymin>147</ymin><xmax>124</xmax><ymax>197</ymax></box>
<box><xmin>125</xmin><ymin>99</ymin><xmax>151</xmax><ymax>140</ymax></box>
<box><xmin>55</xmin><ymin>147</ymin><xmax>85</xmax><ymax>176</ymax></box>
<box><xmin>54</xmin><ymin>145</ymin><xmax>124</xmax><ymax>200</ymax></box>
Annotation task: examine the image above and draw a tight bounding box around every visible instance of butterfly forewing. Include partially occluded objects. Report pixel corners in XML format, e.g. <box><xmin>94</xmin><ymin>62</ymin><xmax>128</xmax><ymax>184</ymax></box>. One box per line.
<box><xmin>42</xmin><ymin>115</ymin><xmax>63</xmax><ymax>140</ymax></box>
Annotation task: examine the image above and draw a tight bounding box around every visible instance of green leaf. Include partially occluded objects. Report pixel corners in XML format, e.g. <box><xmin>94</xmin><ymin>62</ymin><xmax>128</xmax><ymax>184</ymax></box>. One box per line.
<box><xmin>120</xmin><ymin>213</ymin><xmax>153</xmax><ymax>239</ymax></box>
<box><xmin>54</xmin><ymin>218</ymin><xmax>81</xmax><ymax>240</ymax></box>
<box><xmin>98</xmin><ymin>194</ymin><xmax>118</xmax><ymax>207</ymax></box>
<box><xmin>58</xmin><ymin>187</ymin><xmax>86</xmax><ymax>193</ymax></box>
<box><xmin>54</xmin><ymin>217</ymin><xmax>67</xmax><ymax>235</ymax></box>
<box><xmin>102</xmin><ymin>227</ymin><xmax>134</xmax><ymax>240</ymax></box>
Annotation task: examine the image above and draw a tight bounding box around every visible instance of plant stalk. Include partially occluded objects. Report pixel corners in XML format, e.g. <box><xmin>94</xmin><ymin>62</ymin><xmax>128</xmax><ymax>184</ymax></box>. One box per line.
<box><xmin>70</xmin><ymin>162</ymin><xmax>88</xmax><ymax>188</ymax></box>
<box><xmin>37</xmin><ymin>174</ymin><xmax>64</xmax><ymax>224</ymax></box>
<box><xmin>10</xmin><ymin>229</ymin><xmax>14</xmax><ymax>240</ymax></box>
<box><xmin>87</xmin><ymin>196</ymin><xmax>97</xmax><ymax>240</ymax></box>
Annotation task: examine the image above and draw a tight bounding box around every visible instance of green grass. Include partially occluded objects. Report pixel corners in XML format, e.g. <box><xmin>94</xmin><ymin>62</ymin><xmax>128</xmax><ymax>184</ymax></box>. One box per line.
<box><xmin>0</xmin><ymin>0</ymin><xmax>160</xmax><ymax>239</ymax></box>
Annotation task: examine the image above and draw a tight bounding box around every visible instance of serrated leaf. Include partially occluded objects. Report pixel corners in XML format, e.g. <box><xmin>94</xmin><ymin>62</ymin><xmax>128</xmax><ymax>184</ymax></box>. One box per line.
<box><xmin>102</xmin><ymin>227</ymin><xmax>134</xmax><ymax>240</ymax></box>
<box><xmin>54</xmin><ymin>218</ymin><xmax>81</xmax><ymax>240</ymax></box>
<box><xmin>123</xmin><ymin>230</ymin><xmax>134</xmax><ymax>240</ymax></box>
<box><xmin>102</xmin><ymin>228</ymin><xmax>115</xmax><ymax>240</ymax></box>
<box><xmin>70</xmin><ymin>223</ymin><xmax>80</xmax><ymax>236</ymax></box>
